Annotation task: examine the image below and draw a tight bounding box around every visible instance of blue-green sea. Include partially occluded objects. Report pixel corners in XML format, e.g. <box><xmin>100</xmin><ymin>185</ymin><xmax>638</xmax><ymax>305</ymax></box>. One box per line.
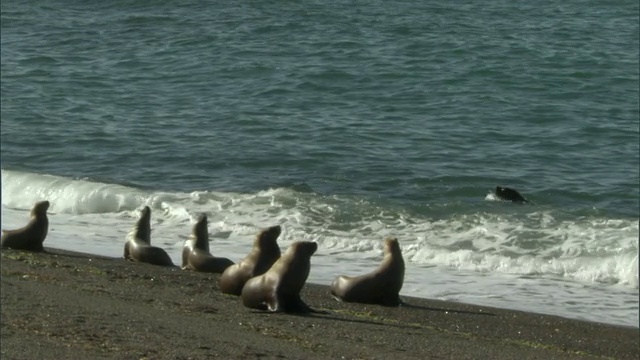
<box><xmin>1</xmin><ymin>0</ymin><xmax>638</xmax><ymax>327</ymax></box>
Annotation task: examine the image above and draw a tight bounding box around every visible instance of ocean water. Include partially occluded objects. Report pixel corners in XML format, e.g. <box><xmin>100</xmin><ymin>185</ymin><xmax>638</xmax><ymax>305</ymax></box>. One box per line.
<box><xmin>1</xmin><ymin>0</ymin><xmax>638</xmax><ymax>327</ymax></box>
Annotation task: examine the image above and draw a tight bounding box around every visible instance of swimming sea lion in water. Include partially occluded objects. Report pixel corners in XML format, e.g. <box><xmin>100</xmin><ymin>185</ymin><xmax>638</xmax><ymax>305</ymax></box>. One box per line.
<box><xmin>218</xmin><ymin>225</ymin><xmax>282</xmax><ymax>295</ymax></box>
<box><xmin>123</xmin><ymin>206</ymin><xmax>174</xmax><ymax>267</ymax></box>
<box><xmin>1</xmin><ymin>200</ymin><xmax>50</xmax><ymax>252</ymax></box>
<box><xmin>495</xmin><ymin>186</ymin><xmax>528</xmax><ymax>203</ymax></box>
<box><xmin>182</xmin><ymin>213</ymin><xmax>234</xmax><ymax>273</ymax></box>
<box><xmin>241</xmin><ymin>241</ymin><xmax>318</xmax><ymax>313</ymax></box>
<box><xmin>330</xmin><ymin>237</ymin><xmax>405</xmax><ymax>307</ymax></box>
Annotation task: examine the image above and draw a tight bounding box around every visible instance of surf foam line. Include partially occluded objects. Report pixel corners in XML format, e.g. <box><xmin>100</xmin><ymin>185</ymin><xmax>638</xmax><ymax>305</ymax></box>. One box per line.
<box><xmin>2</xmin><ymin>169</ymin><xmax>638</xmax><ymax>288</ymax></box>
<box><xmin>2</xmin><ymin>169</ymin><xmax>147</xmax><ymax>214</ymax></box>
<box><xmin>1</xmin><ymin>170</ymin><xmax>212</xmax><ymax>219</ymax></box>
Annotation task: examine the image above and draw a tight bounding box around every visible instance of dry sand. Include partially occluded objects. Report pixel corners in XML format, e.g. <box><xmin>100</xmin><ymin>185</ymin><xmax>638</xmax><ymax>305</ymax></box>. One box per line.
<box><xmin>1</xmin><ymin>248</ymin><xmax>638</xmax><ymax>359</ymax></box>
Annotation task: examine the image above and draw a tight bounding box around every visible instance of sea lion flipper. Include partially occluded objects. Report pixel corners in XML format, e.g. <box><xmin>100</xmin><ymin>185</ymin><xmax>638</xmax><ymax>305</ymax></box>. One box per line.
<box><xmin>293</xmin><ymin>296</ymin><xmax>319</xmax><ymax>313</ymax></box>
<box><xmin>266</xmin><ymin>289</ymin><xmax>279</xmax><ymax>312</ymax></box>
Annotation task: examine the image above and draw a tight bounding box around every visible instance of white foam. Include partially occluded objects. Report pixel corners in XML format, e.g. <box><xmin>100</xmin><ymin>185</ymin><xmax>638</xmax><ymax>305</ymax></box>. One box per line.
<box><xmin>2</xmin><ymin>170</ymin><xmax>145</xmax><ymax>214</ymax></box>
<box><xmin>484</xmin><ymin>192</ymin><xmax>500</xmax><ymax>201</ymax></box>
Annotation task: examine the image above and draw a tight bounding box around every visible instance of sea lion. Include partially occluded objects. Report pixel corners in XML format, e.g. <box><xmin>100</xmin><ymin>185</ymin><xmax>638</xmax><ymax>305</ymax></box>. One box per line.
<box><xmin>241</xmin><ymin>241</ymin><xmax>318</xmax><ymax>313</ymax></box>
<box><xmin>218</xmin><ymin>225</ymin><xmax>282</xmax><ymax>295</ymax></box>
<box><xmin>181</xmin><ymin>213</ymin><xmax>234</xmax><ymax>273</ymax></box>
<box><xmin>330</xmin><ymin>237</ymin><xmax>405</xmax><ymax>307</ymax></box>
<box><xmin>495</xmin><ymin>186</ymin><xmax>528</xmax><ymax>203</ymax></box>
<box><xmin>1</xmin><ymin>200</ymin><xmax>50</xmax><ymax>252</ymax></box>
<box><xmin>123</xmin><ymin>206</ymin><xmax>174</xmax><ymax>267</ymax></box>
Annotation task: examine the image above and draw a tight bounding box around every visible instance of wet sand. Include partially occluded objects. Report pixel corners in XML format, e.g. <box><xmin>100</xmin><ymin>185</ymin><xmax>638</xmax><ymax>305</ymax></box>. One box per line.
<box><xmin>1</xmin><ymin>247</ymin><xmax>638</xmax><ymax>359</ymax></box>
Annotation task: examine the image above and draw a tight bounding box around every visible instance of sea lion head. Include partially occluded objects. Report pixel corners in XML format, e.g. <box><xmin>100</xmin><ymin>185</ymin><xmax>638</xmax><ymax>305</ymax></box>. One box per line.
<box><xmin>257</xmin><ymin>225</ymin><xmax>282</xmax><ymax>251</ymax></box>
<box><xmin>193</xmin><ymin>213</ymin><xmax>209</xmax><ymax>251</ymax></box>
<box><xmin>384</xmin><ymin>237</ymin><xmax>401</xmax><ymax>255</ymax></box>
<box><xmin>32</xmin><ymin>200</ymin><xmax>50</xmax><ymax>216</ymax></box>
<box><xmin>140</xmin><ymin>206</ymin><xmax>151</xmax><ymax>219</ymax></box>
<box><xmin>495</xmin><ymin>186</ymin><xmax>527</xmax><ymax>203</ymax></box>
<box><xmin>292</xmin><ymin>241</ymin><xmax>318</xmax><ymax>257</ymax></box>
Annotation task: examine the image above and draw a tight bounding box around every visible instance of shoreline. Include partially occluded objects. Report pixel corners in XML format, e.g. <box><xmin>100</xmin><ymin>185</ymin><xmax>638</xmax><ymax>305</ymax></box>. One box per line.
<box><xmin>20</xmin><ymin>239</ymin><xmax>640</xmax><ymax>327</ymax></box>
<box><xmin>1</xmin><ymin>247</ymin><xmax>638</xmax><ymax>359</ymax></box>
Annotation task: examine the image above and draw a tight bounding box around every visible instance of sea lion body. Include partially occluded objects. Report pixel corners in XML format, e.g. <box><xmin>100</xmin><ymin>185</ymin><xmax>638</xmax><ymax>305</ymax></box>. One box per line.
<box><xmin>330</xmin><ymin>237</ymin><xmax>405</xmax><ymax>306</ymax></box>
<box><xmin>124</xmin><ymin>206</ymin><xmax>174</xmax><ymax>267</ymax></box>
<box><xmin>241</xmin><ymin>241</ymin><xmax>318</xmax><ymax>313</ymax></box>
<box><xmin>182</xmin><ymin>214</ymin><xmax>234</xmax><ymax>273</ymax></box>
<box><xmin>495</xmin><ymin>186</ymin><xmax>528</xmax><ymax>203</ymax></box>
<box><xmin>218</xmin><ymin>225</ymin><xmax>282</xmax><ymax>295</ymax></box>
<box><xmin>1</xmin><ymin>200</ymin><xmax>50</xmax><ymax>252</ymax></box>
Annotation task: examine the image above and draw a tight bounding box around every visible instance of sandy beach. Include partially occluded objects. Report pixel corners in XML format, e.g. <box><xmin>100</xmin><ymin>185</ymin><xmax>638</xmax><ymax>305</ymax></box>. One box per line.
<box><xmin>1</xmin><ymin>247</ymin><xmax>638</xmax><ymax>360</ymax></box>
